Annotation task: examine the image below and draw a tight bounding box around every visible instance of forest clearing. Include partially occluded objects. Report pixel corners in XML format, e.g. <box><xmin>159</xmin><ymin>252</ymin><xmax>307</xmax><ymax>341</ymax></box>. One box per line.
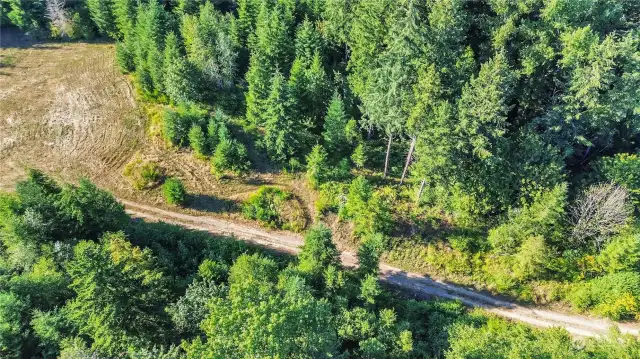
<box><xmin>1</xmin><ymin>0</ymin><xmax>640</xmax><ymax>358</ymax></box>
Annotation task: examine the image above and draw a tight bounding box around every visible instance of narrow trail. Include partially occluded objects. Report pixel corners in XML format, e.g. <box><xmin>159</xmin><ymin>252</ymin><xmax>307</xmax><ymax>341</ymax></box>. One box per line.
<box><xmin>121</xmin><ymin>199</ymin><xmax>640</xmax><ymax>339</ymax></box>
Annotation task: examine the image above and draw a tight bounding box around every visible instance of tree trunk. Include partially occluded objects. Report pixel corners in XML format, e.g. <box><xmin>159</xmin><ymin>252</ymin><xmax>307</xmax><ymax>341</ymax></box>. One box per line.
<box><xmin>383</xmin><ymin>134</ymin><xmax>393</xmax><ymax>178</ymax></box>
<box><xmin>367</xmin><ymin>125</ymin><xmax>373</xmax><ymax>140</ymax></box>
<box><xmin>400</xmin><ymin>136</ymin><xmax>416</xmax><ymax>185</ymax></box>
<box><xmin>416</xmin><ymin>178</ymin><xmax>426</xmax><ymax>203</ymax></box>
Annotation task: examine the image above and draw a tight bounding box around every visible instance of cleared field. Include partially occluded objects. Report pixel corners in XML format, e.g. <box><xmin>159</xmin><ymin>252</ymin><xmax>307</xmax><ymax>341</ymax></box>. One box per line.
<box><xmin>0</xmin><ymin>39</ymin><xmax>313</xmax><ymax>225</ymax></box>
<box><xmin>0</xmin><ymin>40</ymin><xmax>144</xmax><ymax>192</ymax></box>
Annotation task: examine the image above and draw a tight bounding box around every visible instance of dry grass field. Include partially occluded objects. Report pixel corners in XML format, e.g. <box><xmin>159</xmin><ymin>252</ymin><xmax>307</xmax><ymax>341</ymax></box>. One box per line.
<box><xmin>0</xmin><ymin>40</ymin><xmax>144</xmax><ymax>191</ymax></box>
<box><xmin>0</xmin><ymin>37</ymin><xmax>313</xmax><ymax>226</ymax></box>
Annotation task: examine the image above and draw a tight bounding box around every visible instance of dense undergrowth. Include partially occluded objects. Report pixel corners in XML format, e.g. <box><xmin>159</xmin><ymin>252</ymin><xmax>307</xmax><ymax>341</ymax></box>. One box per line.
<box><xmin>4</xmin><ymin>0</ymin><xmax>640</xmax><ymax>321</ymax></box>
<box><xmin>2</xmin><ymin>171</ymin><xmax>640</xmax><ymax>358</ymax></box>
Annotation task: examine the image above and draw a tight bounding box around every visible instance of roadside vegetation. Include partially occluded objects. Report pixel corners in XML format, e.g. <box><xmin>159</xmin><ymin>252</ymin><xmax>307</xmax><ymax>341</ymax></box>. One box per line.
<box><xmin>2</xmin><ymin>0</ymin><xmax>640</xmax><ymax>325</ymax></box>
<box><xmin>1</xmin><ymin>171</ymin><xmax>640</xmax><ymax>358</ymax></box>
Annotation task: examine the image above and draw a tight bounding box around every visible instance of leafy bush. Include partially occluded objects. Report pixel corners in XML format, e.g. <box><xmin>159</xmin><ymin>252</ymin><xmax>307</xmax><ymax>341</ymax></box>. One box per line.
<box><xmin>315</xmin><ymin>182</ymin><xmax>348</xmax><ymax>215</ymax></box>
<box><xmin>569</xmin><ymin>271</ymin><xmax>640</xmax><ymax>320</ymax></box>
<box><xmin>447</xmin><ymin>317</ymin><xmax>580</xmax><ymax>358</ymax></box>
<box><xmin>596</xmin><ymin>230</ymin><xmax>640</xmax><ymax>273</ymax></box>
<box><xmin>163</xmin><ymin>178</ymin><xmax>186</xmax><ymax>205</ymax></box>
<box><xmin>242</xmin><ymin>187</ymin><xmax>306</xmax><ymax>232</ymax></box>
<box><xmin>488</xmin><ymin>184</ymin><xmax>567</xmax><ymax>254</ymax></box>
<box><xmin>123</xmin><ymin>157</ymin><xmax>162</xmax><ymax>190</ymax></box>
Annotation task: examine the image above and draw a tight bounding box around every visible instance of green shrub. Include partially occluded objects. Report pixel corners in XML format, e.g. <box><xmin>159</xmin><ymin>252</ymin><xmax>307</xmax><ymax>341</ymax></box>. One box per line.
<box><xmin>488</xmin><ymin>184</ymin><xmax>567</xmax><ymax>254</ymax></box>
<box><xmin>123</xmin><ymin>157</ymin><xmax>162</xmax><ymax>190</ymax></box>
<box><xmin>315</xmin><ymin>182</ymin><xmax>348</xmax><ymax>215</ymax></box>
<box><xmin>512</xmin><ymin>236</ymin><xmax>552</xmax><ymax>281</ymax></box>
<box><xmin>569</xmin><ymin>271</ymin><xmax>640</xmax><ymax>320</ymax></box>
<box><xmin>210</xmin><ymin>139</ymin><xmax>250</xmax><ymax>179</ymax></box>
<box><xmin>596</xmin><ymin>230</ymin><xmax>640</xmax><ymax>273</ymax></box>
<box><xmin>242</xmin><ymin>187</ymin><xmax>306</xmax><ymax>231</ymax></box>
<box><xmin>163</xmin><ymin>178</ymin><xmax>186</xmax><ymax>205</ymax></box>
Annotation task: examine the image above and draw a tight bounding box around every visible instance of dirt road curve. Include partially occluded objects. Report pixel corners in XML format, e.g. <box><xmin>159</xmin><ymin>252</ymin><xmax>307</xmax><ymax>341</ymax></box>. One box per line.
<box><xmin>121</xmin><ymin>199</ymin><xmax>640</xmax><ymax>338</ymax></box>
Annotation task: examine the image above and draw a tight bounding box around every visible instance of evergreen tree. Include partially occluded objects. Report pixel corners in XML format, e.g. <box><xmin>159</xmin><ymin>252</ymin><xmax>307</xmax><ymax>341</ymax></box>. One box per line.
<box><xmin>134</xmin><ymin>1</ymin><xmax>167</xmax><ymax>95</ymax></box>
<box><xmin>263</xmin><ymin>70</ymin><xmax>299</xmax><ymax>162</ymax></box>
<box><xmin>294</xmin><ymin>18</ymin><xmax>324</xmax><ymax>66</ymax></box>
<box><xmin>86</xmin><ymin>0</ymin><xmax>117</xmax><ymax>37</ymax></box>
<box><xmin>457</xmin><ymin>51</ymin><xmax>515</xmax><ymax>160</ymax></box>
<box><xmin>188</xmin><ymin>125</ymin><xmax>207</xmax><ymax>156</ymax></box>
<box><xmin>322</xmin><ymin>0</ymin><xmax>353</xmax><ymax>46</ymax></box>
<box><xmin>297</xmin><ymin>223</ymin><xmax>341</xmax><ymax>276</ymax></box>
<box><xmin>306</xmin><ymin>144</ymin><xmax>329</xmax><ymax>189</ymax></box>
<box><xmin>112</xmin><ymin>0</ymin><xmax>137</xmax><ymax>38</ymax></box>
<box><xmin>305</xmin><ymin>52</ymin><xmax>331</xmax><ymax>125</ymax></box>
<box><xmin>182</xmin><ymin>2</ymin><xmax>238</xmax><ymax>97</ymax></box>
<box><xmin>176</xmin><ymin>0</ymin><xmax>207</xmax><ymax>15</ymax></box>
<box><xmin>245</xmin><ymin>51</ymin><xmax>272</xmax><ymax>125</ymax></box>
<box><xmin>322</xmin><ymin>92</ymin><xmax>350</xmax><ymax>157</ymax></box>
<box><xmin>287</xmin><ymin>57</ymin><xmax>309</xmax><ymax>119</ymax></box>
<box><xmin>65</xmin><ymin>233</ymin><xmax>170</xmax><ymax>356</ymax></box>
<box><xmin>251</xmin><ymin>2</ymin><xmax>294</xmax><ymax>73</ymax></box>
<box><xmin>357</xmin><ymin>233</ymin><xmax>384</xmax><ymax>278</ymax></box>
<box><xmin>5</xmin><ymin>0</ymin><xmax>47</xmax><ymax>32</ymax></box>
<box><xmin>163</xmin><ymin>32</ymin><xmax>199</xmax><ymax>104</ymax></box>
<box><xmin>351</xmin><ymin>143</ymin><xmax>366</xmax><ymax>169</ymax></box>
<box><xmin>231</xmin><ymin>0</ymin><xmax>260</xmax><ymax>47</ymax></box>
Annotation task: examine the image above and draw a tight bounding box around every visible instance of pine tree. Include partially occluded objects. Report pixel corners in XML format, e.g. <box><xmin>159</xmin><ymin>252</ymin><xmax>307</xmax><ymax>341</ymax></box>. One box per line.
<box><xmin>163</xmin><ymin>32</ymin><xmax>199</xmax><ymax>104</ymax></box>
<box><xmin>245</xmin><ymin>51</ymin><xmax>272</xmax><ymax>125</ymax></box>
<box><xmin>147</xmin><ymin>45</ymin><xmax>164</xmax><ymax>95</ymax></box>
<box><xmin>287</xmin><ymin>57</ymin><xmax>308</xmax><ymax>119</ymax></box>
<box><xmin>351</xmin><ymin>143</ymin><xmax>366</xmax><ymax>169</ymax></box>
<box><xmin>189</xmin><ymin>125</ymin><xmax>207</xmax><ymax>156</ymax></box>
<box><xmin>232</xmin><ymin>0</ymin><xmax>260</xmax><ymax>47</ymax></box>
<box><xmin>86</xmin><ymin>0</ymin><xmax>117</xmax><ymax>37</ymax></box>
<box><xmin>112</xmin><ymin>0</ymin><xmax>137</xmax><ymax>38</ymax></box>
<box><xmin>251</xmin><ymin>3</ymin><xmax>294</xmax><ymax>73</ymax></box>
<box><xmin>263</xmin><ymin>70</ymin><xmax>298</xmax><ymax>162</ymax></box>
<box><xmin>322</xmin><ymin>92</ymin><xmax>350</xmax><ymax>157</ymax></box>
<box><xmin>176</xmin><ymin>0</ymin><xmax>207</xmax><ymax>15</ymax></box>
<box><xmin>294</xmin><ymin>18</ymin><xmax>324</xmax><ymax>66</ymax></box>
<box><xmin>5</xmin><ymin>0</ymin><xmax>47</xmax><ymax>32</ymax></box>
<box><xmin>359</xmin><ymin>0</ymin><xmax>429</xmax><ymax>177</ymax></box>
<box><xmin>306</xmin><ymin>144</ymin><xmax>329</xmax><ymax>189</ymax></box>
<box><xmin>305</xmin><ymin>52</ymin><xmax>331</xmax><ymax>126</ymax></box>
<box><xmin>183</xmin><ymin>2</ymin><xmax>238</xmax><ymax>96</ymax></box>
<box><xmin>134</xmin><ymin>1</ymin><xmax>167</xmax><ymax>95</ymax></box>
<box><xmin>457</xmin><ymin>51</ymin><xmax>515</xmax><ymax>160</ymax></box>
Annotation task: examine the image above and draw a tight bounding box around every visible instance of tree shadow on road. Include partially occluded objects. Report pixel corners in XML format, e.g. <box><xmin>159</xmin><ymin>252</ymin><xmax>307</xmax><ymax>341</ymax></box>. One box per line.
<box><xmin>186</xmin><ymin>193</ymin><xmax>240</xmax><ymax>214</ymax></box>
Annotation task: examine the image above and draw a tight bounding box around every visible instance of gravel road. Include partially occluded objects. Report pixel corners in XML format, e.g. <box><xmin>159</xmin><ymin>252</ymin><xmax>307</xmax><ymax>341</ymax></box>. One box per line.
<box><xmin>121</xmin><ymin>199</ymin><xmax>640</xmax><ymax>338</ymax></box>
